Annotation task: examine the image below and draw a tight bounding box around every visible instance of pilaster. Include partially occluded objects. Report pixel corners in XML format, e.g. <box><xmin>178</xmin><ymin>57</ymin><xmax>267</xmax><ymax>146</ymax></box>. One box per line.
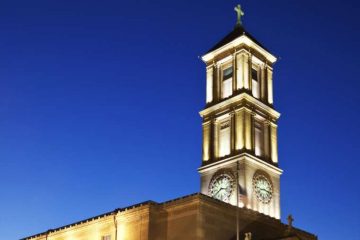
<box><xmin>230</xmin><ymin>111</ymin><xmax>236</xmax><ymax>153</ymax></box>
<box><xmin>260</xmin><ymin>66</ymin><xmax>266</xmax><ymax>102</ymax></box>
<box><xmin>236</xmin><ymin>53</ymin><xmax>245</xmax><ymax>90</ymax></box>
<box><xmin>202</xmin><ymin>121</ymin><xmax>211</xmax><ymax>162</ymax></box>
<box><xmin>270</xmin><ymin>122</ymin><xmax>278</xmax><ymax>163</ymax></box>
<box><xmin>206</xmin><ymin>66</ymin><xmax>214</xmax><ymax>104</ymax></box>
<box><xmin>267</xmin><ymin>67</ymin><xmax>273</xmax><ymax>105</ymax></box>
<box><xmin>244</xmin><ymin>109</ymin><xmax>253</xmax><ymax>151</ymax></box>
<box><xmin>214</xmin><ymin>63</ymin><xmax>220</xmax><ymax>102</ymax></box>
<box><xmin>232</xmin><ymin>52</ymin><xmax>237</xmax><ymax>92</ymax></box>
<box><xmin>244</xmin><ymin>54</ymin><xmax>250</xmax><ymax>90</ymax></box>
<box><xmin>248</xmin><ymin>53</ymin><xmax>252</xmax><ymax>91</ymax></box>
<box><xmin>235</xmin><ymin>108</ymin><xmax>245</xmax><ymax>150</ymax></box>
<box><xmin>264</xmin><ymin>120</ymin><xmax>271</xmax><ymax>160</ymax></box>
<box><xmin>213</xmin><ymin>120</ymin><xmax>219</xmax><ymax>159</ymax></box>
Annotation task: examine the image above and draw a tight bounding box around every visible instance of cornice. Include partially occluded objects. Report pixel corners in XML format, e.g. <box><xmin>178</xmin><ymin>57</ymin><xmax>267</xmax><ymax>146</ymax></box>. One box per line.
<box><xmin>198</xmin><ymin>153</ymin><xmax>283</xmax><ymax>176</ymax></box>
<box><xmin>202</xmin><ymin>35</ymin><xmax>277</xmax><ymax>64</ymax></box>
<box><xmin>199</xmin><ymin>93</ymin><xmax>280</xmax><ymax>120</ymax></box>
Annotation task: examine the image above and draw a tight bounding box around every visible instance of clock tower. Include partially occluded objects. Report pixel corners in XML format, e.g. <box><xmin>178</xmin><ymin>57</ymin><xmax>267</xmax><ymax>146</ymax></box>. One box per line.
<box><xmin>198</xmin><ymin>5</ymin><xmax>282</xmax><ymax>219</ymax></box>
<box><xmin>22</xmin><ymin>4</ymin><xmax>319</xmax><ymax>240</ymax></box>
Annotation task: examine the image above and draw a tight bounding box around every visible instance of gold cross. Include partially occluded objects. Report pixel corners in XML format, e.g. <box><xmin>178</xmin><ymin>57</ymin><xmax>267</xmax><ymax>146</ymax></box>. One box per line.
<box><xmin>234</xmin><ymin>4</ymin><xmax>244</xmax><ymax>26</ymax></box>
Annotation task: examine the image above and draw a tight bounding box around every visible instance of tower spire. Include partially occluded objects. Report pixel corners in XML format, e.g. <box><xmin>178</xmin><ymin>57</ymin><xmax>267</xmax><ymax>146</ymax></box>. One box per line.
<box><xmin>234</xmin><ymin>4</ymin><xmax>245</xmax><ymax>27</ymax></box>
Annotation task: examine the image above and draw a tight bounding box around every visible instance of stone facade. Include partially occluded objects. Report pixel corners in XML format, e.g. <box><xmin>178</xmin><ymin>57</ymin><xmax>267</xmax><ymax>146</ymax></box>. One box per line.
<box><xmin>22</xmin><ymin>194</ymin><xmax>317</xmax><ymax>240</ymax></box>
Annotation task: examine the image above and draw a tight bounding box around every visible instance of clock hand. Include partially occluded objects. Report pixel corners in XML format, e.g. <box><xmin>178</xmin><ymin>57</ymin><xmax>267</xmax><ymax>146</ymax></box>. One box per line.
<box><xmin>214</xmin><ymin>187</ymin><xmax>223</xmax><ymax>197</ymax></box>
<box><xmin>258</xmin><ymin>187</ymin><xmax>270</xmax><ymax>193</ymax></box>
<box><xmin>214</xmin><ymin>187</ymin><xmax>226</xmax><ymax>198</ymax></box>
<box><xmin>261</xmin><ymin>188</ymin><xmax>271</xmax><ymax>194</ymax></box>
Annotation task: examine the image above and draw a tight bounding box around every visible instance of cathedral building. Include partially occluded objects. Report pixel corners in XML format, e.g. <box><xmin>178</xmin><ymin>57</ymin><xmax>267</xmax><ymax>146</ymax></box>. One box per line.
<box><xmin>22</xmin><ymin>5</ymin><xmax>317</xmax><ymax>240</ymax></box>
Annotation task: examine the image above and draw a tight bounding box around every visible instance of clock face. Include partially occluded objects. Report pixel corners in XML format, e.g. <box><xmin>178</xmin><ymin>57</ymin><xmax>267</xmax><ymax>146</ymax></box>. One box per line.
<box><xmin>209</xmin><ymin>173</ymin><xmax>234</xmax><ymax>202</ymax></box>
<box><xmin>253</xmin><ymin>174</ymin><xmax>272</xmax><ymax>204</ymax></box>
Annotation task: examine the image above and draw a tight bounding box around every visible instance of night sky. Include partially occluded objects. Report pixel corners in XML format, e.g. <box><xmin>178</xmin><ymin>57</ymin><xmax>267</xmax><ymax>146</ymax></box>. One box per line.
<box><xmin>1</xmin><ymin>1</ymin><xmax>359</xmax><ymax>239</ymax></box>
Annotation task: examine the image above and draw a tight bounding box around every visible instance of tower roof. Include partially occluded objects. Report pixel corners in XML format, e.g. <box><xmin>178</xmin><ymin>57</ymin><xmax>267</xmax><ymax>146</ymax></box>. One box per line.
<box><xmin>206</xmin><ymin>25</ymin><xmax>269</xmax><ymax>54</ymax></box>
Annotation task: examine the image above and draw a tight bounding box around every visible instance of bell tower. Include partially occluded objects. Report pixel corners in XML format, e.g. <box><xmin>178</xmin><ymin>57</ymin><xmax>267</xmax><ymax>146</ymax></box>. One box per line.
<box><xmin>198</xmin><ymin>5</ymin><xmax>282</xmax><ymax>219</ymax></box>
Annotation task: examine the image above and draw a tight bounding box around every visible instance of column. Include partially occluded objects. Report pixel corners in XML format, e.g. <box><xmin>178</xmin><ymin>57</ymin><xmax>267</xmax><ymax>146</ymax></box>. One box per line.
<box><xmin>263</xmin><ymin>64</ymin><xmax>269</xmax><ymax>102</ymax></box>
<box><xmin>244</xmin><ymin>109</ymin><xmax>253</xmax><ymax>151</ymax></box>
<box><xmin>267</xmin><ymin>67</ymin><xmax>273</xmax><ymax>104</ymax></box>
<box><xmin>260</xmin><ymin>66</ymin><xmax>266</xmax><ymax>101</ymax></box>
<box><xmin>202</xmin><ymin>121</ymin><xmax>211</xmax><ymax>162</ymax></box>
<box><xmin>215</xmin><ymin>64</ymin><xmax>221</xmax><ymax>101</ymax></box>
<box><xmin>236</xmin><ymin>53</ymin><xmax>244</xmax><ymax>89</ymax></box>
<box><xmin>206</xmin><ymin>66</ymin><xmax>213</xmax><ymax>104</ymax></box>
<box><xmin>251</xmin><ymin>112</ymin><xmax>256</xmax><ymax>153</ymax></box>
<box><xmin>244</xmin><ymin>54</ymin><xmax>250</xmax><ymax>90</ymax></box>
<box><xmin>270</xmin><ymin>122</ymin><xmax>278</xmax><ymax>163</ymax></box>
<box><xmin>230</xmin><ymin>111</ymin><xmax>236</xmax><ymax>153</ymax></box>
<box><xmin>232</xmin><ymin>53</ymin><xmax>237</xmax><ymax>92</ymax></box>
<box><xmin>264</xmin><ymin>121</ymin><xmax>270</xmax><ymax>160</ymax></box>
<box><xmin>213</xmin><ymin>120</ymin><xmax>219</xmax><ymax>159</ymax></box>
<box><xmin>209</xmin><ymin>119</ymin><xmax>214</xmax><ymax>160</ymax></box>
<box><xmin>235</xmin><ymin>109</ymin><xmax>245</xmax><ymax>150</ymax></box>
<box><xmin>212</xmin><ymin>64</ymin><xmax>218</xmax><ymax>102</ymax></box>
<box><xmin>247</xmin><ymin>54</ymin><xmax>252</xmax><ymax>91</ymax></box>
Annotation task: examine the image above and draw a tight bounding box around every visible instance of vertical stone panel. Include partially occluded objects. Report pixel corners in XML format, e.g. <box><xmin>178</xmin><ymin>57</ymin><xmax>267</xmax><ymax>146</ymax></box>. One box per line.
<box><xmin>236</xmin><ymin>54</ymin><xmax>244</xmax><ymax>89</ymax></box>
<box><xmin>213</xmin><ymin>121</ymin><xmax>219</xmax><ymax>158</ymax></box>
<box><xmin>264</xmin><ymin>122</ymin><xmax>270</xmax><ymax>160</ymax></box>
<box><xmin>267</xmin><ymin>68</ymin><xmax>273</xmax><ymax>104</ymax></box>
<box><xmin>270</xmin><ymin>123</ymin><xmax>278</xmax><ymax>163</ymax></box>
<box><xmin>202</xmin><ymin>121</ymin><xmax>211</xmax><ymax>162</ymax></box>
<box><xmin>248</xmin><ymin>55</ymin><xmax>252</xmax><ymax>91</ymax></box>
<box><xmin>261</xmin><ymin>66</ymin><xmax>266</xmax><ymax>101</ymax></box>
<box><xmin>206</xmin><ymin>67</ymin><xmax>213</xmax><ymax>103</ymax></box>
<box><xmin>230</xmin><ymin>112</ymin><xmax>236</xmax><ymax>153</ymax></box>
<box><xmin>232</xmin><ymin>54</ymin><xmax>237</xmax><ymax>92</ymax></box>
<box><xmin>235</xmin><ymin>109</ymin><xmax>245</xmax><ymax>150</ymax></box>
<box><xmin>244</xmin><ymin>110</ymin><xmax>253</xmax><ymax>151</ymax></box>
<box><xmin>213</xmin><ymin>65</ymin><xmax>219</xmax><ymax>102</ymax></box>
<box><xmin>243</xmin><ymin>54</ymin><xmax>250</xmax><ymax>90</ymax></box>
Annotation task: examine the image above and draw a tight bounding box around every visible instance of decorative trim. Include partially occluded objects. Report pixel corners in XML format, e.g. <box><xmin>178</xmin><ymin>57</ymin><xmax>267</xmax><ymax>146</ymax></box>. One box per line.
<box><xmin>199</xmin><ymin>93</ymin><xmax>280</xmax><ymax>120</ymax></box>
<box><xmin>202</xmin><ymin>35</ymin><xmax>277</xmax><ymax>64</ymax></box>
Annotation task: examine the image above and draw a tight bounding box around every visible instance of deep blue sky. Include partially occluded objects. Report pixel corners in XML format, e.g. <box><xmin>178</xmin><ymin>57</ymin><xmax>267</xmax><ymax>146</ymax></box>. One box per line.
<box><xmin>0</xmin><ymin>0</ymin><xmax>359</xmax><ymax>239</ymax></box>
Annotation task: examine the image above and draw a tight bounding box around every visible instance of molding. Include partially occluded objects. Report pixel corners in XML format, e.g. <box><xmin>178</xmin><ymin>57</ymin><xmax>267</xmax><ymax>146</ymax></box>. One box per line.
<box><xmin>252</xmin><ymin>55</ymin><xmax>265</xmax><ymax>66</ymax></box>
<box><xmin>199</xmin><ymin>93</ymin><xmax>280</xmax><ymax>119</ymax></box>
<box><xmin>202</xmin><ymin>35</ymin><xmax>277</xmax><ymax>64</ymax></box>
<box><xmin>198</xmin><ymin>153</ymin><xmax>283</xmax><ymax>175</ymax></box>
<box><xmin>216</xmin><ymin>54</ymin><xmax>233</xmax><ymax>66</ymax></box>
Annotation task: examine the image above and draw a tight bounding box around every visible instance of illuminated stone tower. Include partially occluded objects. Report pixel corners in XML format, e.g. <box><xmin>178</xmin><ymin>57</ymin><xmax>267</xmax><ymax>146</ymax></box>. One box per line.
<box><xmin>198</xmin><ymin>5</ymin><xmax>282</xmax><ymax>219</ymax></box>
